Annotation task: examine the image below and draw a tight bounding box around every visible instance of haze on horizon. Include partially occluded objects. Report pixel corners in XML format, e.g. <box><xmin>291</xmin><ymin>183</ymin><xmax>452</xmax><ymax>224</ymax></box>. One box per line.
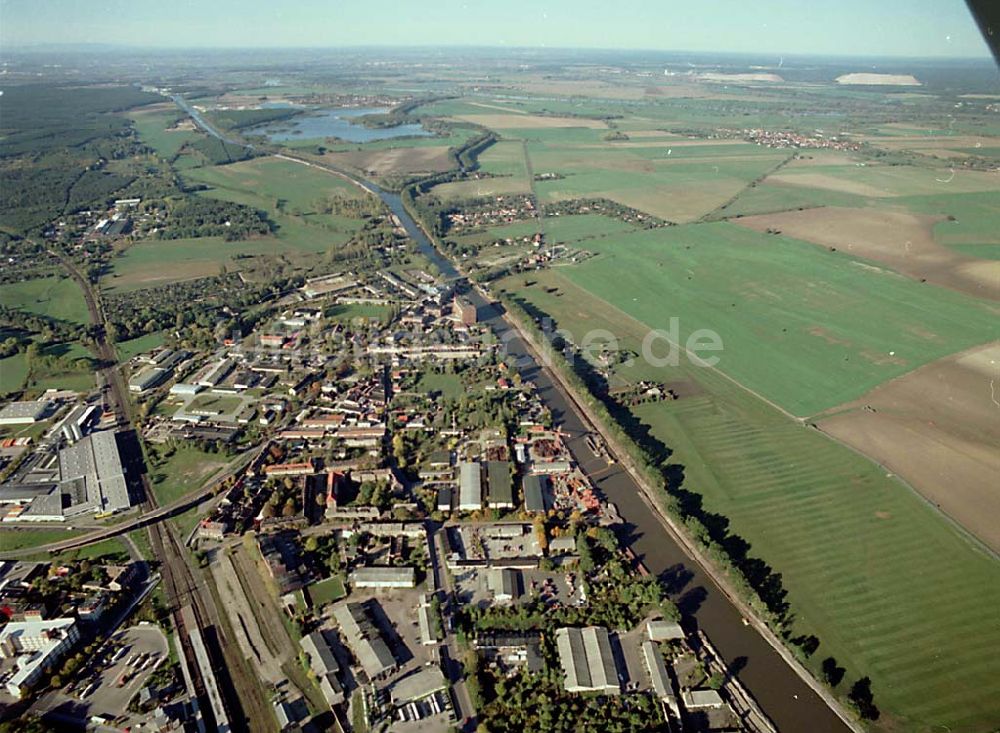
<box><xmin>0</xmin><ymin>0</ymin><xmax>992</xmax><ymax>59</ymax></box>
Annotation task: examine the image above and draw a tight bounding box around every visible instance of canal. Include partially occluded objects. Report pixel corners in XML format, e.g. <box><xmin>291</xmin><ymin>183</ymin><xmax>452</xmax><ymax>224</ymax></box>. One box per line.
<box><xmin>378</xmin><ymin>186</ymin><xmax>851</xmax><ymax>733</ymax></box>
<box><xmin>174</xmin><ymin>94</ymin><xmax>851</xmax><ymax>732</ymax></box>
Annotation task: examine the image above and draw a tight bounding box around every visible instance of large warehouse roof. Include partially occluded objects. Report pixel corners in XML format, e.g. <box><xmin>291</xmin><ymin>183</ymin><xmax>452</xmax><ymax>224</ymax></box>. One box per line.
<box><xmin>332</xmin><ymin>602</ymin><xmax>396</xmax><ymax>680</ymax></box>
<box><xmin>555</xmin><ymin>626</ymin><xmax>620</xmax><ymax>695</ymax></box>
<box><xmin>458</xmin><ymin>462</ymin><xmax>482</xmax><ymax>511</ymax></box>
<box><xmin>58</xmin><ymin>431</ymin><xmax>132</xmax><ymax>515</ymax></box>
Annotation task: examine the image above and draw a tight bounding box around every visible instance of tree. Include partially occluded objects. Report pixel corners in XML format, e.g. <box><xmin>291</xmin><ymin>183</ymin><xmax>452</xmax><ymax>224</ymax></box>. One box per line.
<box><xmin>848</xmin><ymin>677</ymin><xmax>879</xmax><ymax>720</ymax></box>
<box><xmin>821</xmin><ymin>657</ymin><xmax>845</xmax><ymax>687</ymax></box>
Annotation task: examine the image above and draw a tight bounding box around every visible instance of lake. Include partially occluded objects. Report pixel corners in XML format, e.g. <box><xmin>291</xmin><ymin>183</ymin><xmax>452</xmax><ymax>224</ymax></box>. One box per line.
<box><xmin>246</xmin><ymin>106</ymin><xmax>433</xmax><ymax>143</ymax></box>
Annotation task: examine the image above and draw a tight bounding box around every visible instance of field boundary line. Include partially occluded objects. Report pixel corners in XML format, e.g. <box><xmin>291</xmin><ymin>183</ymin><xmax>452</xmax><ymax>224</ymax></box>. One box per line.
<box><xmin>700</xmin><ymin>152</ymin><xmax>796</xmax><ymax>222</ymax></box>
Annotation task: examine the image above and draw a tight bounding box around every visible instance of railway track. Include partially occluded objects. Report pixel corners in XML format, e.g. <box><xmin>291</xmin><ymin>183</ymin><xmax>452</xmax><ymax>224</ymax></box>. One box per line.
<box><xmin>48</xmin><ymin>250</ymin><xmax>261</xmax><ymax>731</ymax></box>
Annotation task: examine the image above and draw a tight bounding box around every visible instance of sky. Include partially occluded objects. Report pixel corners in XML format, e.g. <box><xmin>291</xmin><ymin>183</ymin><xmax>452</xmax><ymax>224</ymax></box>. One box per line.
<box><xmin>0</xmin><ymin>0</ymin><xmax>992</xmax><ymax>58</ymax></box>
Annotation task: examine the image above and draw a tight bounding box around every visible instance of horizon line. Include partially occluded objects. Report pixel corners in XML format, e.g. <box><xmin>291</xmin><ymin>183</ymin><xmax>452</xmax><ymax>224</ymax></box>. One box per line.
<box><xmin>0</xmin><ymin>42</ymin><xmax>993</xmax><ymax>62</ymax></box>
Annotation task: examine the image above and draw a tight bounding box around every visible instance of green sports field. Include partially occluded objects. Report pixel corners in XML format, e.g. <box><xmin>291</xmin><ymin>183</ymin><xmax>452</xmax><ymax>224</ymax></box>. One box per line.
<box><xmin>501</xmin><ymin>270</ymin><xmax>1000</xmax><ymax>732</ymax></box>
<box><xmin>555</xmin><ymin>222</ymin><xmax>998</xmax><ymax>416</ymax></box>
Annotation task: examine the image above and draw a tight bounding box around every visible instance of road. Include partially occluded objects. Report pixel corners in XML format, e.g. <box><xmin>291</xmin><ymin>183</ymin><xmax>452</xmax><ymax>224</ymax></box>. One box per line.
<box><xmin>426</xmin><ymin>526</ymin><xmax>476</xmax><ymax>732</ymax></box>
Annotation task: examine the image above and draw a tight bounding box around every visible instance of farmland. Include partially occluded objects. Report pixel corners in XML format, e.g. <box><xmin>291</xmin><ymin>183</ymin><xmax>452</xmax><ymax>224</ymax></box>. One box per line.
<box><xmin>524</xmin><ymin>139</ymin><xmax>789</xmax><ymax>223</ymax></box>
<box><xmin>733</xmin><ymin>206</ymin><xmax>1000</xmax><ymax>300</ymax></box>
<box><xmin>817</xmin><ymin>341</ymin><xmax>1000</xmax><ymax>554</ymax></box>
<box><xmin>129</xmin><ymin>104</ymin><xmax>196</xmax><ymax>160</ymax></box>
<box><xmin>498</xmin><ymin>269</ymin><xmax>1000</xmax><ymax>732</ymax></box>
<box><xmin>547</xmin><ymin>222</ymin><xmax>998</xmax><ymax>416</ymax></box>
<box><xmin>182</xmin><ymin>156</ymin><xmax>362</xmax><ymax>212</ymax></box>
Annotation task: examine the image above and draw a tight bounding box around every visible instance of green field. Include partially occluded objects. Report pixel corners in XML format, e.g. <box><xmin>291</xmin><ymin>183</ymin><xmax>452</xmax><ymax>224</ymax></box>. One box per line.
<box><xmin>89</xmin><ymin>155</ymin><xmax>376</xmax><ymax>290</ymax></box>
<box><xmin>477</xmin><ymin>140</ymin><xmax>530</xmax><ymax>178</ymax></box>
<box><xmin>526</xmin><ymin>141</ymin><xmax>788</xmax><ymax>223</ymax></box>
<box><xmin>186</xmin><ymin>393</ymin><xmax>243</xmax><ymax>414</ymax></box>
<box><xmin>129</xmin><ymin>108</ymin><xmax>195</xmax><ymax>159</ymax></box>
<box><xmin>0</xmin><ymin>277</ymin><xmax>88</xmax><ymax>324</ymax></box>
<box><xmin>894</xmin><ymin>191</ymin><xmax>1000</xmax><ymax>259</ymax></box>
<box><xmin>116</xmin><ymin>331</ymin><xmax>167</xmax><ymax>361</ymax></box>
<box><xmin>0</xmin><ymin>353</ymin><xmax>29</xmax><ymax>394</ymax></box>
<box><xmin>305</xmin><ymin>575</ymin><xmax>347</xmax><ymax>607</ymax></box>
<box><xmin>148</xmin><ymin>445</ymin><xmax>228</xmax><ymax>506</ymax></box>
<box><xmin>555</xmin><ymin>222</ymin><xmax>998</xmax><ymax>416</ymax></box>
<box><xmin>454</xmin><ymin>214</ymin><xmax>637</xmax><ymax>251</ymax></box>
<box><xmin>772</xmin><ymin>162</ymin><xmax>1000</xmax><ymax>198</ymax></box>
<box><xmin>501</xmin><ymin>270</ymin><xmax>1000</xmax><ymax>732</ymax></box>
<box><xmin>417</xmin><ymin>371</ymin><xmax>463</xmax><ymax>399</ymax></box>
<box><xmin>325</xmin><ymin>302</ymin><xmax>393</xmax><ymax>323</ymax></box>
<box><xmin>0</xmin><ymin>527</ymin><xmax>86</xmax><ymax>553</ymax></box>
<box><xmin>716</xmin><ymin>180</ymin><xmax>872</xmax><ymax>219</ymax></box>
<box><xmin>183</xmin><ymin>156</ymin><xmax>362</xmax><ymax>212</ymax></box>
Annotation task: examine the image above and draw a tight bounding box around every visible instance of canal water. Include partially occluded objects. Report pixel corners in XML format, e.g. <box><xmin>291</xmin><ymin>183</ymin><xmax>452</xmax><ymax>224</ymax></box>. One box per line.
<box><xmin>245</xmin><ymin>107</ymin><xmax>432</xmax><ymax>143</ymax></box>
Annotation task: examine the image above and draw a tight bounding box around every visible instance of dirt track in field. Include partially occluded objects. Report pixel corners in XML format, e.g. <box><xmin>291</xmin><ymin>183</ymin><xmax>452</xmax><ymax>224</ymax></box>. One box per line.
<box><xmin>818</xmin><ymin>341</ymin><xmax>1000</xmax><ymax>554</ymax></box>
<box><xmin>733</xmin><ymin>206</ymin><xmax>1000</xmax><ymax>301</ymax></box>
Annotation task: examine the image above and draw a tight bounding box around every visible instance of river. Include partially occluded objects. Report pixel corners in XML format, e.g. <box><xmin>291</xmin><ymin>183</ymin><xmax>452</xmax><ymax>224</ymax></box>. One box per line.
<box><xmin>173</xmin><ymin>95</ymin><xmax>850</xmax><ymax>732</ymax></box>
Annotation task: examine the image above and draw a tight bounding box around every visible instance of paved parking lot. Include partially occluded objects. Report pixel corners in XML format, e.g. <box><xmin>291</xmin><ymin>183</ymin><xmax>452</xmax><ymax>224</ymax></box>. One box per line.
<box><xmin>64</xmin><ymin>624</ymin><xmax>169</xmax><ymax>721</ymax></box>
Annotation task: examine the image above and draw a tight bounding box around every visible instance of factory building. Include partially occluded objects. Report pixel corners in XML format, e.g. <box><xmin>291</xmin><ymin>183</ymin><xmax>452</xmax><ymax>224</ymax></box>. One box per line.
<box><xmin>332</xmin><ymin>601</ymin><xmax>397</xmax><ymax>681</ymax></box>
<box><xmin>348</xmin><ymin>566</ymin><xmax>416</xmax><ymax>589</ymax></box>
<box><xmin>523</xmin><ymin>474</ymin><xmax>551</xmax><ymax>513</ymax></box>
<box><xmin>555</xmin><ymin>626</ymin><xmax>621</xmax><ymax>695</ymax></box>
<box><xmin>486</xmin><ymin>460</ymin><xmax>514</xmax><ymax>509</ymax></box>
<box><xmin>0</xmin><ymin>401</ymin><xmax>54</xmax><ymax>426</ymax></box>
<box><xmin>54</xmin><ymin>431</ymin><xmax>133</xmax><ymax>516</ymax></box>
<box><xmin>458</xmin><ymin>462</ymin><xmax>483</xmax><ymax>511</ymax></box>
<box><xmin>128</xmin><ymin>366</ymin><xmax>170</xmax><ymax>394</ymax></box>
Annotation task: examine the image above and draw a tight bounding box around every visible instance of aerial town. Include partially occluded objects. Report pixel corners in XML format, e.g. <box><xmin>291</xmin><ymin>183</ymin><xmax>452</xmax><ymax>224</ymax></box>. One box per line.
<box><xmin>1</xmin><ymin>215</ymin><xmax>770</xmax><ymax>731</ymax></box>
<box><xmin>3</xmin><ymin>8</ymin><xmax>1000</xmax><ymax>733</ymax></box>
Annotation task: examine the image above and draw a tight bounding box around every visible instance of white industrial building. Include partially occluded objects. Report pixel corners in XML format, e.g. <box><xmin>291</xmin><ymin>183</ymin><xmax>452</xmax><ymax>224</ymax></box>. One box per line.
<box><xmin>348</xmin><ymin>566</ymin><xmax>416</xmax><ymax>589</ymax></box>
<box><xmin>647</xmin><ymin>619</ymin><xmax>684</xmax><ymax>642</ymax></box>
<box><xmin>0</xmin><ymin>618</ymin><xmax>80</xmax><ymax>697</ymax></box>
<box><xmin>555</xmin><ymin>626</ymin><xmax>621</xmax><ymax>695</ymax></box>
<box><xmin>0</xmin><ymin>401</ymin><xmax>53</xmax><ymax>426</ymax></box>
<box><xmin>458</xmin><ymin>462</ymin><xmax>483</xmax><ymax>511</ymax></box>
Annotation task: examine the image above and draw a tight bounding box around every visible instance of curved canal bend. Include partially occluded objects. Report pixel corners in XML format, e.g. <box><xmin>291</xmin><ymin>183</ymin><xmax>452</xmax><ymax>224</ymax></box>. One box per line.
<box><xmin>173</xmin><ymin>96</ymin><xmax>852</xmax><ymax>732</ymax></box>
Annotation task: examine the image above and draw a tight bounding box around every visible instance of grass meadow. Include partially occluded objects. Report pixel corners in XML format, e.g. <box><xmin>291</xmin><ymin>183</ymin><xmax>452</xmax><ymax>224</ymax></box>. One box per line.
<box><xmin>500</xmin><ymin>269</ymin><xmax>1000</xmax><ymax>732</ymax></box>
<box><xmin>0</xmin><ymin>277</ymin><xmax>88</xmax><ymax>324</ymax></box>
<box><xmin>556</xmin><ymin>222</ymin><xmax>998</xmax><ymax>417</ymax></box>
